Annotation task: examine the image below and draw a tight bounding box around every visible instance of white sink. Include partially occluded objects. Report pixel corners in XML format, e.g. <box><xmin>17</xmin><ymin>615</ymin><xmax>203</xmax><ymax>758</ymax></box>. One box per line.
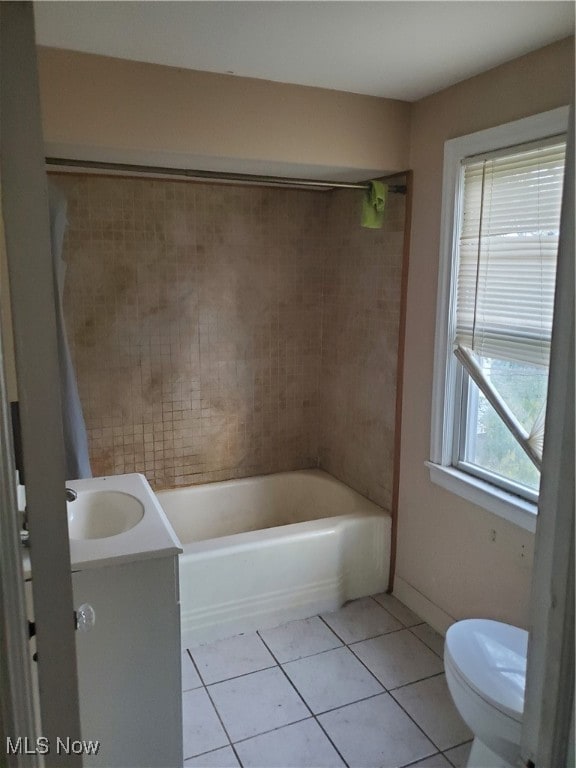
<box><xmin>68</xmin><ymin>490</ymin><xmax>144</xmax><ymax>540</ymax></box>
<box><xmin>61</xmin><ymin>473</ymin><xmax>182</xmax><ymax>571</ymax></box>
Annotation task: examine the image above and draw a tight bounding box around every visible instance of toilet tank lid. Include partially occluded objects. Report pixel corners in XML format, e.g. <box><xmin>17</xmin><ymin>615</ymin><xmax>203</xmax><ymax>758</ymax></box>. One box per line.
<box><xmin>445</xmin><ymin>619</ymin><xmax>528</xmax><ymax>722</ymax></box>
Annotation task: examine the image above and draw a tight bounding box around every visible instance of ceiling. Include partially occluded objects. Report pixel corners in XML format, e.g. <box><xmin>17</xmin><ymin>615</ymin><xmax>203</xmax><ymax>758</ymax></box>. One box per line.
<box><xmin>33</xmin><ymin>1</ymin><xmax>574</xmax><ymax>102</ymax></box>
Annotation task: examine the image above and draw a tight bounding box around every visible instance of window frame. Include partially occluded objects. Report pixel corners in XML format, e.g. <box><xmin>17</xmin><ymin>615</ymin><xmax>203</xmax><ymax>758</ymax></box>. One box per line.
<box><xmin>429</xmin><ymin>106</ymin><xmax>569</xmax><ymax>533</ymax></box>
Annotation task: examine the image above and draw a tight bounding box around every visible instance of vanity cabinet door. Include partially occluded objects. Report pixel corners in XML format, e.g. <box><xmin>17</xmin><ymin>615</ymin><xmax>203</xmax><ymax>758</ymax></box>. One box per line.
<box><xmin>72</xmin><ymin>556</ymin><xmax>182</xmax><ymax>768</ymax></box>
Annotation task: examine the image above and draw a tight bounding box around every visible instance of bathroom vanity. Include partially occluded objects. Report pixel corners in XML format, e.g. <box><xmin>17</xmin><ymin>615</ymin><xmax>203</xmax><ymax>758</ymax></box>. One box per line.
<box><xmin>72</xmin><ymin>555</ymin><xmax>182</xmax><ymax>768</ymax></box>
<box><xmin>26</xmin><ymin>473</ymin><xmax>183</xmax><ymax>768</ymax></box>
<box><xmin>69</xmin><ymin>474</ymin><xmax>183</xmax><ymax>768</ymax></box>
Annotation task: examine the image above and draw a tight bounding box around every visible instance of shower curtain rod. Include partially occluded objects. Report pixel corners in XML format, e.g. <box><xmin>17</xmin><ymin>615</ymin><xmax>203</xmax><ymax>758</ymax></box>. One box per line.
<box><xmin>45</xmin><ymin>157</ymin><xmax>407</xmax><ymax>193</ymax></box>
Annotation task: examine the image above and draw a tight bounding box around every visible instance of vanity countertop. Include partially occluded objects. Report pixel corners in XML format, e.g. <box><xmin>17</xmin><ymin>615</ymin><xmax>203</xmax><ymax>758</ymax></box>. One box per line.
<box><xmin>23</xmin><ymin>473</ymin><xmax>182</xmax><ymax>577</ymax></box>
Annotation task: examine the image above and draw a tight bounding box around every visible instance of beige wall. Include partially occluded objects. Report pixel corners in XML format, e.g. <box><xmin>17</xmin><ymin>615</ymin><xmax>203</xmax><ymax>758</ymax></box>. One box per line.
<box><xmin>37</xmin><ymin>47</ymin><xmax>410</xmax><ymax>178</ymax></box>
<box><xmin>57</xmin><ymin>173</ymin><xmax>405</xmax><ymax>494</ymax></box>
<box><xmin>397</xmin><ymin>37</ymin><xmax>574</xmax><ymax>629</ymax></box>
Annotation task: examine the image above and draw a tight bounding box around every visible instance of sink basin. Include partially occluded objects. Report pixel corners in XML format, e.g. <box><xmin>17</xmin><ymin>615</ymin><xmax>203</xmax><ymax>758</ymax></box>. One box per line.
<box><xmin>67</xmin><ymin>490</ymin><xmax>144</xmax><ymax>540</ymax></box>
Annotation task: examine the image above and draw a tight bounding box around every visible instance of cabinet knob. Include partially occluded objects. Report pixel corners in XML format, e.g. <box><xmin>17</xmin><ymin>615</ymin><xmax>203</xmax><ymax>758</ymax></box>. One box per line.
<box><xmin>75</xmin><ymin>603</ymin><xmax>96</xmax><ymax>632</ymax></box>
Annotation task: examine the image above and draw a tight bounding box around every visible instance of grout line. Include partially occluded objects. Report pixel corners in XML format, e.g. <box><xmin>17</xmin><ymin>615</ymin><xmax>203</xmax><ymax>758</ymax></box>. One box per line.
<box><xmin>202</xmin><ymin>662</ymin><xmax>279</xmax><ymax>687</ymax></box>
<box><xmin>257</xmin><ymin>632</ymin><xmax>351</xmax><ymax>768</ymax></box>
<box><xmin>317</xmin><ymin>613</ymin><xmax>406</xmax><ymax>646</ymax></box>
<box><xmin>316</xmin><ymin>614</ymin><xmax>348</xmax><ymax>644</ymax></box>
<box><xmin>336</xmin><ymin>642</ymin><xmax>392</xmax><ymax>693</ymax></box>
<box><xmin>183</xmin><ymin>743</ymin><xmax>238</xmax><ymax>765</ymax></box>
<box><xmin>345</xmin><ymin>625</ymin><xmax>407</xmax><ymax>646</ymax></box>
<box><xmin>185</xmin><ymin>653</ymin><xmax>237</xmax><ymax>760</ymax></box>
<box><xmin>408</xmin><ymin>625</ymin><xmax>445</xmax><ymax>658</ymax></box>
<box><xmin>312</xmin><ymin>690</ymin><xmax>388</xmax><ymax>718</ymax></box>
<box><xmin>230</xmin><ymin>715</ymin><xmax>313</xmax><ymax>746</ymax></box>
<box><xmin>387</xmin><ymin>670</ymin><xmax>446</xmax><ymax>693</ymax></box>
<box><xmin>386</xmin><ymin>687</ymin><xmax>446</xmax><ymax>755</ymax></box>
<box><xmin>256</xmin><ymin>638</ymin><xmax>344</xmax><ymax>666</ymax></box>
<box><xmin>187</xmin><ymin>648</ymin><xmax>210</xmax><ymax>687</ymax></box>
<box><xmin>370</xmin><ymin>595</ymin><xmax>426</xmax><ymax>629</ymax></box>
<box><xmin>255</xmin><ymin>634</ymin><xmax>326</xmax><ymax>719</ymax></box>
<box><xmin>441</xmin><ymin>740</ymin><xmax>474</xmax><ymax>768</ymax></box>
<box><xmin>369</xmin><ymin>594</ymin><xmax>429</xmax><ymax>630</ymax></box>
<box><xmin>182</xmin><ymin>647</ymin><xmax>205</xmax><ymax>692</ymax></box>
<box><xmin>229</xmin><ymin>742</ymin><xmax>244</xmax><ymax>767</ymax></box>
<box><xmin>182</xmin><ymin>684</ymin><xmax>204</xmax><ymax>693</ymax></box>
<box><xmin>400</xmin><ymin>752</ymin><xmax>445</xmax><ymax>768</ymax></box>
<box><xmin>329</xmin><ymin>617</ymin><xmax>444</xmax><ymax>666</ymax></box>
<box><xmin>202</xmin><ymin>683</ymin><xmax>241</xmax><ymax>762</ymax></box>
<box><xmin>445</xmin><ymin>738</ymin><xmax>473</xmax><ymax>750</ymax></box>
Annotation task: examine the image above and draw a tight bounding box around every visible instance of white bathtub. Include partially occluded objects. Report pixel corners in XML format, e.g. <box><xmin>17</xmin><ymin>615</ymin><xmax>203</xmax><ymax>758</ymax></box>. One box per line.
<box><xmin>156</xmin><ymin>469</ymin><xmax>391</xmax><ymax>647</ymax></box>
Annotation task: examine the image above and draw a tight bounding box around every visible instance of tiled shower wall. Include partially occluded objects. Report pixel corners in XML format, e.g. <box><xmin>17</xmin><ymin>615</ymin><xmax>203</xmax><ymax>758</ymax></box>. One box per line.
<box><xmin>58</xmin><ymin>174</ymin><xmax>404</xmax><ymax>503</ymax></box>
<box><xmin>319</xmin><ymin>188</ymin><xmax>405</xmax><ymax>510</ymax></box>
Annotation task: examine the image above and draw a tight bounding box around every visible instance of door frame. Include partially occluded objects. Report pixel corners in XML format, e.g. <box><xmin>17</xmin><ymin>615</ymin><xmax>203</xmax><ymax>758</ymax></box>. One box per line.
<box><xmin>0</xmin><ymin>226</ymin><xmax>39</xmax><ymax>766</ymax></box>
<box><xmin>521</xmin><ymin>107</ymin><xmax>575</xmax><ymax>768</ymax></box>
<box><xmin>0</xmin><ymin>4</ymin><xmax>82</xmax><ymax>766</ymax></box>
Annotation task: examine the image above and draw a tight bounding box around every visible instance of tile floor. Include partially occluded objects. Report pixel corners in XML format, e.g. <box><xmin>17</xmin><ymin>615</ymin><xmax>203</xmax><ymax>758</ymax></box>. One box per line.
<box><xmin>182</xmin><ymin>594</ymin><xmax>473</xmax><ymax>768</ymax></box>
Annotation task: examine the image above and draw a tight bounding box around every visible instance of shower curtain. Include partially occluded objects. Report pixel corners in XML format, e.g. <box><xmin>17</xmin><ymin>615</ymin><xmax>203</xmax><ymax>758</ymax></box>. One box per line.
<box><xmin>48</xmin><ymin>182</ymin><xmax>92</xmax><ymax>479</ymax></box>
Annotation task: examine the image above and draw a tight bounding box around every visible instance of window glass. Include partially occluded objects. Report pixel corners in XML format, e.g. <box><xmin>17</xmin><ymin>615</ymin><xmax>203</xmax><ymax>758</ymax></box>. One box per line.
<box><xmin>459</xmin><ymin>356</ymin><xmax>546</xmax><ymax>493</ymax></box>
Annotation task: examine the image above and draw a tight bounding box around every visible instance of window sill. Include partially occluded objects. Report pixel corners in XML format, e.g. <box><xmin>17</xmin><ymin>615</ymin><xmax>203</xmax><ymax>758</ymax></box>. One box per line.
<box><xmin>425</xmin><ymin>462</ymin><xmax>537</xmax><ymax>533</ymax></box>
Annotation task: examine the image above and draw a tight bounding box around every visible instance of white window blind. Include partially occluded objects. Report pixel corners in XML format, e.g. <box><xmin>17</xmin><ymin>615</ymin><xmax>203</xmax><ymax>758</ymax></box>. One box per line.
<box><xmin>455</xmin><ymin>139</ymin><xmax>566</xmax><ymax>368</ymax></box>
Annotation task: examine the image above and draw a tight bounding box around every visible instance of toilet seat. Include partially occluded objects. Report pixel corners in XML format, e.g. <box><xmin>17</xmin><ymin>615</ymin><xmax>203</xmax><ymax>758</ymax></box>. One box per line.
<box><xmin>445</xmin><ymin>619</ymin><xmax>527</xmax><ymax>722</ymax></box>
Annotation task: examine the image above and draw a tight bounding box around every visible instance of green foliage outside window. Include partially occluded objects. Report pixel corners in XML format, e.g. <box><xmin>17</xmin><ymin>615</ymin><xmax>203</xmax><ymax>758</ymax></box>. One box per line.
<box><xmin>470</xmin><ymin>358</ymin><xmax>547</xmax><ymax>492</ymax></box>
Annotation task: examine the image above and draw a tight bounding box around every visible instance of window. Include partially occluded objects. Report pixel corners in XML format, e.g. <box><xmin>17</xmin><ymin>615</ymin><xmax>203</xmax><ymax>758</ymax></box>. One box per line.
<box><xmin>429</xmin><ymin>108</ymin><xmax>569</xmax><ymax>531</ymax></box>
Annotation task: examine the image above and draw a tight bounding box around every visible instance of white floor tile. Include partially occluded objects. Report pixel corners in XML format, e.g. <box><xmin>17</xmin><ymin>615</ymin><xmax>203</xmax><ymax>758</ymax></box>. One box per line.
<box><xmin>208</xmin><ymin>667</ymin><xmax>309</xmax><ymax>742</ymax></box>
<box><xmin>192</xmin><ymin>633</ymin><xmax>276</xmax><ymax>685</ymax></box>
<box><xmin>185</xmin><ymin>746</ymin><xmax>240</xmax><ymax>767</ymax></box>
<box><xmin>318</xmin><ymin>693</ymin><xmax>436</xmax><ymax>768</ymax></box>
<box><xmin>351</xmin><ymin>630</ymin><xmax>444</xmax><ymax>689</ymax></box>
<box><xmin>372</xmin><ymin>594</ymin><xmax>422</xmax><ymax>627</ymax></box>
<box><xmin>443</xmin><ymin>741</ymin><xmax>473</xmax><ymax>768</ymax></box>
<box><xmin>283</xmin><ymin>646</ymin><xmax>383</xmax><ymax>714</ymax></box>
<box><xmin>259</xmin><ymin>616</ymin><xmax>342</xmax><ymax>662</ymax></box>
<box><xmin>182</xmin><ymin>650</ymin><xmax>203</xmax><ymax>691</ymax></box>
<box><xmin>181</xmin><ymin>598</ymin><xmax>471</xmax><ymax>768</ymax></box>
<box><xmin>182</xmin><ymin>688</ymin><xmax>229</xmax><ymax>760</ymax></box>
<box><xmin>411</xmin><ymin>624</ymin><xmax>445</xmax><ymax>658</ymax></box>
<box><xmin>235</xmin><ymin>718</ymin><xmax>345</xmax><ymax>767</ymax></box>
<box><xmin>403</xmin><ymin>754</ymin><xmax>452</xmax><ymax>767</ymax></box>
<box><xmin>392</xmin><ymin>674</ymin><xmax>473</xmax><ymax>751</ymax></box>
<box><xmin>321</xmin><ymin>597</ymin><xmax>402</xmax><ymax>644</ymax></box>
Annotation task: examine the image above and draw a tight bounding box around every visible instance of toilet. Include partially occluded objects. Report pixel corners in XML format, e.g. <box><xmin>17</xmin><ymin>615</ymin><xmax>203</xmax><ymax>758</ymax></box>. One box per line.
<box><xmin>444</xmin><ymin>619</ymin><xmax>528</xmax><ymax>768</ymax></box>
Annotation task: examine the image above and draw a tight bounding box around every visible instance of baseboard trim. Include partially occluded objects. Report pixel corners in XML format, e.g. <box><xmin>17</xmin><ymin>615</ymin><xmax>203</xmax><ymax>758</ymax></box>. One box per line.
<box><xmin>392</xmin><ymin>576</ymin><xmax>455</xmax><ymax>636</ymax></box>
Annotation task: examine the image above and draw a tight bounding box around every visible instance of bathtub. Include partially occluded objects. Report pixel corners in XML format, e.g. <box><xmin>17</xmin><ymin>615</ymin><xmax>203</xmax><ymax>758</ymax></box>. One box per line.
<box><xmin>156</xmin><ymin>469</ymin><xmax>391</xmax><ymax>647</ymax></box>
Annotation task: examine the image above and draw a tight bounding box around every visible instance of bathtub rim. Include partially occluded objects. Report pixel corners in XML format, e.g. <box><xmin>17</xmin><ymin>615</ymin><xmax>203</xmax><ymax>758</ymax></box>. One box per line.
<box><xmin>156</xmin><ymin>467</ymin><xmax>389</xmax><ymax>551</ymax></box>
<box><xmin>156</xmin><ymin>468</ymin><xmax>385</xmax><ymax>512</ymax></box>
